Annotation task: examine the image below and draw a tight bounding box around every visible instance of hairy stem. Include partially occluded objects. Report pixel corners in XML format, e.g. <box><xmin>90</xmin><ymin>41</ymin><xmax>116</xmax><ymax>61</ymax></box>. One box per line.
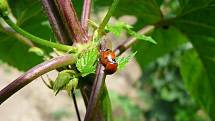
<box><xmin>114</xmin><ymin>25</ymin><xmax>155</xmax><ymax>56</ymax></box>
<box><xmin>41</xmin><ymin>0</ymin><xmax>72</xmax><ymax>45</ymax></box>
<box><xmin>81</xmin><ymin>0</ymin><xmax>92</xmax><ymax>32</ymax></box>
<box><xmin>98</xmin><ymin>0</ymin><xmax>119</xmax><ymax>36</ymax></box>
<box><xmin>84</xmin><ymin>64</ymin><xmax>106</xmax><ymax>121</ymax></box>
<box><xmin>0</xmin><ymin>54</ymin><xmax>76</xmax><ymax>105</ymax></box>
<box><xmin>55</xmin><ymin>0</ymin><xmax>88</xmax><ymax>43</ymax></box>
<box><xmin>2</xmin><ymin>16</ymin><xmax>76</xmax><ymax>52</ymax></box>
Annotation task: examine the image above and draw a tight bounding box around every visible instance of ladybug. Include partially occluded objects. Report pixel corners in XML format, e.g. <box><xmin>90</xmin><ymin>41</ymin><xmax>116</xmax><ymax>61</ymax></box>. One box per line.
<box><xmin>100</xmin><ymin>49</ymin><xmax>118</xmax><ymax>74</ymax></box>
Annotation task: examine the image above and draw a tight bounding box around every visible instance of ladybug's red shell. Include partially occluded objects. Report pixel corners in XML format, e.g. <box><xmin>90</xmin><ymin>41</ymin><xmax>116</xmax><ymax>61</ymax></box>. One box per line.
<box><xmin>100</xmin><ymin>49</ymin><xmax>118</xmax><ymax>75</ymax></box>
<box><xmin>105</xmin><ymin>61</ymin><xmax>118</xmax><ymax>74</ymax></box>
<box><xmin>100</xmin><ymin>49</ymin><xmax>116</xmax><ymax>66</ymax></box>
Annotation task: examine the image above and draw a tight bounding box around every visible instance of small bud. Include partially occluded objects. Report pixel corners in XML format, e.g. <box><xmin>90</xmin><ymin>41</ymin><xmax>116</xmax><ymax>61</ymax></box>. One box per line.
<box><xmin>28</xmin><ymin>47</ymin><xmax>45</xmax><ymax>56</ymax></box>
<box><xmin>0</xmin><ymin>0</ymin><xmax>9</xmax><ymax>17</ymax></box>
<box><xmin>66</xmin><ymin>78</ymin><xmax>78</xmax><ymax>95</ymax></box>
<box><xmin>53</xmin><ymin>70</ymin><xmax>72</xmax><ymax>95</ymax></box>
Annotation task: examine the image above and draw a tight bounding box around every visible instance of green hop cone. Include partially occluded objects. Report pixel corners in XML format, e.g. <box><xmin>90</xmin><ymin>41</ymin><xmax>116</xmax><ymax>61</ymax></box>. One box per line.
<box><xmin>53</xmin><ymin>70</ymin><xmax>76</xmax><ymax>95</ymax></box>
<box><xmin>66</xmin><ymin>78</ymin><xmax>78</xmax><ymax>95</ymax></box>
<box><xmin>0</xmin><ymin>0</ymin><xmax>9</xmax><ymax>17</ymax></box>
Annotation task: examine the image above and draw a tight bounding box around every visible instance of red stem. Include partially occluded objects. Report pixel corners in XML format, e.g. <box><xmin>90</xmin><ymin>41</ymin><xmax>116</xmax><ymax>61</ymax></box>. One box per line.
<box><xmin>81</xmin><ymin>0</ymin><xmax>92</xmax><ymax>32</ymax></box>
<box><xmin>0</xmin><ymin>54</ymin><xmax>75</xmax><ymax>105</ymax></box>
<box><xmin>42</xmin><ymin>0</ymin><xmax>72</xmax><ymax>44</ymax></box>
<box><xmin>56</xmin><ymin>0</ymin><xmax>88</xmax><ymax>43</ymax></box>
<box><xmin>84</xmin><ymin>64</ymin><xmax>106</xmax><ymax>121</ymax></box>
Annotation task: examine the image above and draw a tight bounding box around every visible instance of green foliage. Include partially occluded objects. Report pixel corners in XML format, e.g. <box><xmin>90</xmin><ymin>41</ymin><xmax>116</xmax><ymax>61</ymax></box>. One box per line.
<box><xmin>1</xmin><ymin>0</ymin><xmax>215</xmax><ymax>120</ymax></box>
<box><xmin>0</xmin><ymin>35</ymin><xmax>43</xmax><ymax>71</ymax></box>
<box><xmin>106</xmin><ymin>2</ymin><xmax>215</xmax><ymax>119</ymax></box>
<box><xmin>107</xmin><ymin>22</ymin><xmax>156</xmax><ymax>44</ymax></box>
<box><xmin>116</xmin><ymin>52</ymin><xmax>137</xmax><ymax>70</ymax></box>
<box><xmin>76</xmin><ymin>48</ymin><xmax>99</xmax><ymax>77</ymax></box>
<box><xmin>0</xmin><ymin>0</ymin><xmax>9</xmax><ymax>17</ymax></box>
<box><xmin>133</xmin><ymin>26</ymin><xmax>187</xmax><ymax>69</ymax></box>
<box><xmin>100</xmin><ymin>85</ymin><xmax>113</xmax><ymax>121</ymax></box>
<box><xmin>180</xmin><ymin>50</ymin><xmax>215</xmax><ymax>120</ymax></box>
<box><xmin>127</xmin><ymin>29</ymin><xmax>156</xmax><ymax>44</ymax></box>
<box><xmin>0</xmin><ymin>0</ymin><xmax>53</xmax><ymax>71</ymax></box>
<box><xmin>137</xmin><ymin>50</ymin><xmax>209</xmax><ymax>121</ymax></box>
<box><xmin>94</xmin><ymin>0</ymin><xmax>162</xmax><ymax>27</ymax></box>
<box><xmin>71</xmin><ymin>0</ymin><xmax>83</xmax><ymax>19</ymax></box>
<box><xmin>106</xmin><ymin>22</ymin><xmax>129</xmax><ymax>37</ymax></box>
<box><xmin>173</xmin><ymin>0</ymin><xmax>215</xmax><ymax>120</ymax></box>
<box><xmin>110</xmin><ymin>92</ymin><xmax>142</xmax><ymax>121</ymax></box>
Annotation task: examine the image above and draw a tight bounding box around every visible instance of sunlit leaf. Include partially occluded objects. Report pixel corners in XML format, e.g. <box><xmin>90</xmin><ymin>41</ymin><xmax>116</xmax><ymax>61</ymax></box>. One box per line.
<box><xmin>76</xmin><ymin>48</ymin><xmax>99</xmax><ymax>77</ymax></box>
<box><xmin>116</xmin><ymin>52</ymin><xmax>137</xmax><ymax>70</ymax></box>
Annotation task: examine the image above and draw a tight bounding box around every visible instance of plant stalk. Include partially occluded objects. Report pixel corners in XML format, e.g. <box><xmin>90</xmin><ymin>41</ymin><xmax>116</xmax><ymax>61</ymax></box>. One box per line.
<box><xmin>98</xmin><ymin>0</ymin><xmax>119</xmax><ymax>36</ymax></box>
<box><xmin>2</xmin><ymin>16</ymin><xmax>76</xmax><ymax>52</ymax></box>
<box><xmin>114</xmin><ymin>25</ymin><xmax>155</xmax><ymax>56</ymax></box>
<box><xmin>84</xmin><ymin>64</ymin><xmax>106</xmax><ymax>121</ymax></box>
<box><xmin>81</xmin><ymin>0</ymin><xmax>92</xmax><ymax>32</ymax></box>
<box><xmin>41</xmin><ymin>0</ymin><xmax>72</xmax><ymax>45</ymax></box>
<box><xmin>0</xmin><ymin>54</ymin><xmax>76</xmax><ymax>105</ymax></box>
<box><xmin>55</xmin><ymin>0</ymin><xmax>88</xmax><ymax>43</ymax></box>
<box><xmin>72</xmin><ymin>91</ymin><xmax>81</xmax><ymax>121</ymax></box>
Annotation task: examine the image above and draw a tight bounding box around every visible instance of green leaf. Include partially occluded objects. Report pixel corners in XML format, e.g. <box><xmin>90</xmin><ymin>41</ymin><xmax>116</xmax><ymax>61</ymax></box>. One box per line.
<box><xmin>106</xmin><ymin>22</ymin><xmax>132</xmax><ymax>37</ymax></box>
<box><xmin>94</xmin><ymin>0</ymin><xmax>162</xmax><ymax>27</ymax></box>
<box><xmin>0</xmin><ymin>0</ymin><xmax>9</xmax><ymax>17</ymax></box>
<box><xmin>100</xmin><ymin>85</ymin><xmax>113</xmax><ymax>121</ymax></box>
<box><xmin>133</xmin><ymin>26</ymin><xmax>187</xmax><ymax>69</ymax></box>
<box><xmin>0</xmin><ymin>0</ymin><xmax>53</xmax><ymax>71</ymax></box>
<box><xmin>107</xmin><ymin>22</ymin><xmax>156</xmax><ymax>44</ymax></box>
<box><xmin>180</xmin><ymin>50</ymin><xmax>215</xmax><ymax>120</ymax></box>
<box><xmin>116</xmin><ymin>52</ymin><xmax>137</xmax><ymax>70</ymax></box>
<box><xmin>0</xmin><ymin>33</ymin><xmax>44</xmax><ymax>70</ymax></box>
<box><xmin>178</xmin><ymin>0</ymin><xmax>213</xmax><ymax>16</ymax></box>
<box><xmin>173</xmin><ymin>1</ymin><xmax>215</xmax><ymax>119</ymax></box>
<box><xmin>175</xmin><ymin>0</ymin><xmax>215</xmax><ymax>38</ymax></box>
<box><xmin>127</xmin><ymin>28</ymin><xmax>157</xmax><ymax>44</ymax></box>
<box><xmin>71</xmin><ymin>0</ymin><xmax>83</xmax><ymax>19</ymax></box>
<box><xmin>8</xmin><ymin>0</ymin><xmax>42</xmax><ymax>25</ymax></box>
<box><xmin>76</xmin><ymin>48</ymin><xmax>99</xmax><ymax>77</ymax></box>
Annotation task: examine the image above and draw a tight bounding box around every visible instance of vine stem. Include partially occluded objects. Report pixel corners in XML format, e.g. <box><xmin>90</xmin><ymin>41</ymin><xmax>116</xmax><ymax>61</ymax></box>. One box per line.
<box><xmin>84</xmin><ymin>64</ymin><xmax>106</xmax><ymax>121</ymax></box>
<box><xmin>98</xmin><ymin>0</ymin><xmax>119</xmax><ymax>36</ymax></box>
<box><xmin>55</xmin><ymin>0</ymin><xmax>88</xmax><ymax>43</ymax></box>
<box><xmin>0</xmin><ymin>54</ymin><xmax>76</xmax><ymax>105</ymax></box>
<box><xmin>114</xmin><ymin>25</ymin><xmax>155</xmax><ymax>56</ymax></box>
<box><xmin>72</xmin><ymin>91</ymin><xmax>81</xmax><ymax>121</ymax></box>
<box><xmin>81</xmin><ymin>0</ymin><xmax>92</xmax><ymax>32</ymax></box>
<box><xmin>41</xmin><ymin>0</ymin><xmax>72</xmax><ymax>45</ymax></box>
<box><xmin>84</xmin><ymin>40</ymin><xmax>110</xmax><ymax>121</ymax></box>
<box><xmin>1</xmin><ymin>26</ymin><xmax>35</xmax><ymax>47</ymax></box>
<box><xmin>2</xmin><ymin>16</ymin><xmax>76</xmax><ymax>52</ymax></box>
